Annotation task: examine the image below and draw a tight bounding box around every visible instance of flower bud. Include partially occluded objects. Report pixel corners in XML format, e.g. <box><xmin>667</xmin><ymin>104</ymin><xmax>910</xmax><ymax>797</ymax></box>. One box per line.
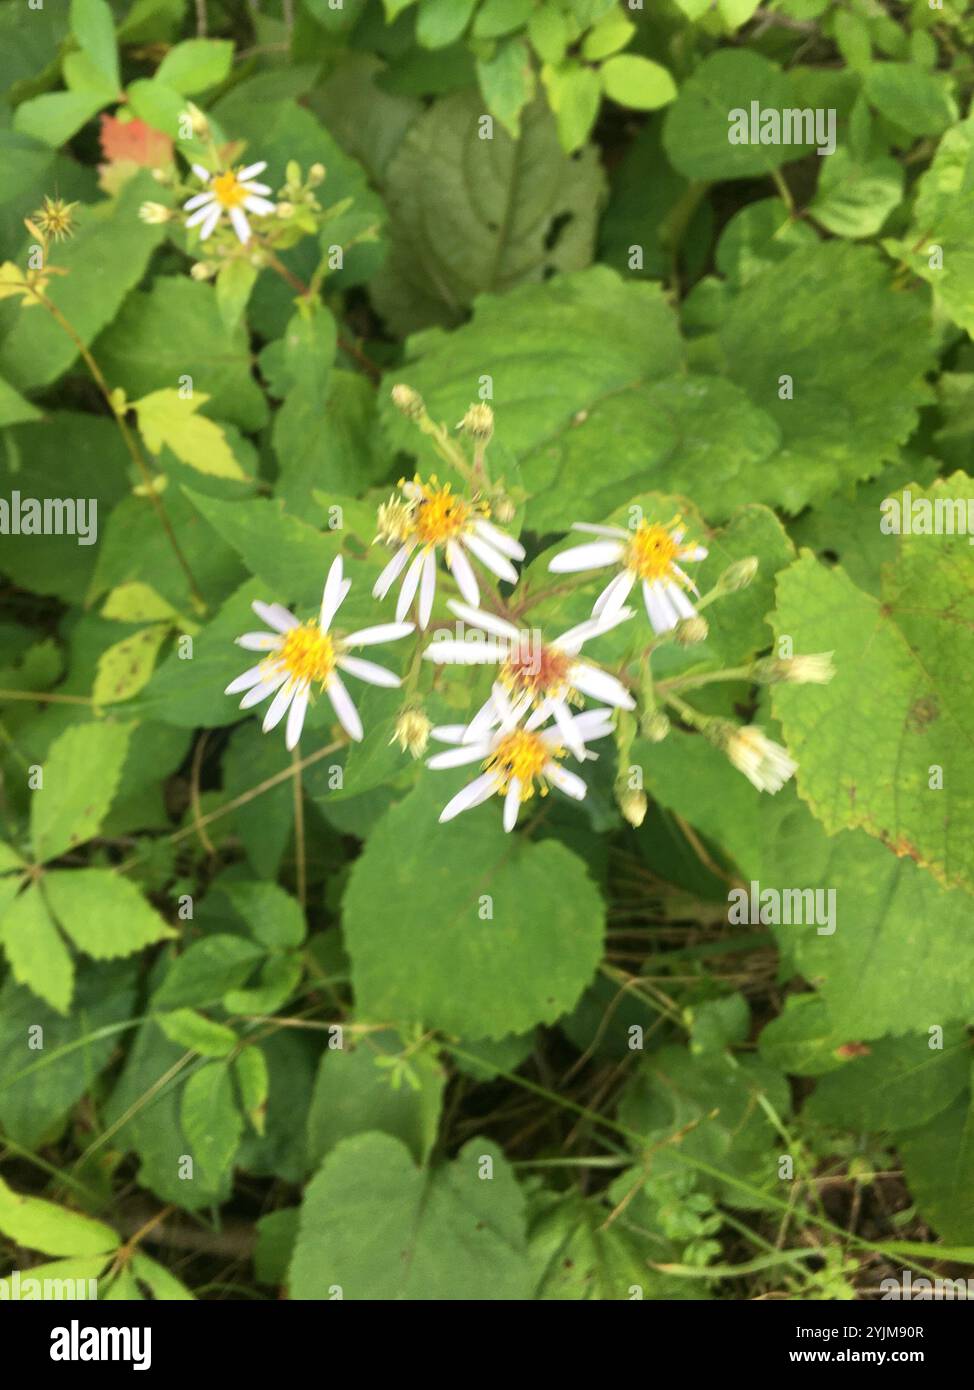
<box><xmin>491</xmin><ymin>493</ymin><xmax>516</xmax><ymax>525</ymax></box>
<box><xmin>309</xmin><ymin>162</ymin><xmax>326</xmax><ymax>186</ymax></box>
<box><xmin>138</xmin><ymin>201</ymin><xmax>172</xmax><ymax>225</ymax></box>
<box><xmin>186</xmin><ymin>102</ymin><xmax>209</xmax><ymax>138</ymax></box>
<box><xmin>674</xmin><ymin>615</ymin><xmax>708</xmax><ymax>646</ymax></box>
<box><xmin>276</xmin><ymin>201</ymin><xmax>294</xmax><ymax>219</ymax></box>
<box><xmin>390</xmin><ymin>706</ymin><xmax>432</xmax><ymax>759</ymax></box>
<box><xmin>717</xmin><ymin>556</ymin><xmax>759</xmax><ymax>593</ymax></box>
<box><xmin>722</xmin><ymin>724</ymin><xmax>796</xmax><ymax>794</ymax></box>
<box><xmin>391</xmin><ymin>383</ymin><xmax>425</xmax><ymax>420</ymax></box>
<box><xmin>752</xmin><ymin>652</ymin><xmax>835</xmax><ymax>685</ymax></box>
<box><xmin>617</xmin><ymin>787</ymin><xmax>648</xmax><ymax>828</ymax></box>
<box><xmin>641</xmin><ymin>710</ymin><xmax>670</xmax><ymax>743</ymax></box>
<box><xmin>190</xmin><ymin>260</ymin><xmax>216</xmax><ymax>280</ymax></box>
<box><xmin>459</xmin><ymin>402</ymin><xmax>494</xmax><ymax>443</ymax></box>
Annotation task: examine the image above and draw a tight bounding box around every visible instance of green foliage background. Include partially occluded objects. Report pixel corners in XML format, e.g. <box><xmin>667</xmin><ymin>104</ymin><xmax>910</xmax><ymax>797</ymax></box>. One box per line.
<box><xmin>1</xmin><ymin>0</ymin><xmax>973</xmax><ymax>1301</ymax></box>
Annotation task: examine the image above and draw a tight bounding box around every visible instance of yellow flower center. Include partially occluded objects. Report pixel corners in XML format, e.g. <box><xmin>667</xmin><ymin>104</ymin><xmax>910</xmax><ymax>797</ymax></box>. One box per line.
<box><xmin>484</xmin><ymin>729</ymin><xmax>556</xmax><ymax>801</ymax></box>
<box><xmin>412</xmin><ymin>480</ymin><xmax>471</xmax><ymax>547</ymax></box>
<box><xmin>500</xmin><ymin>643</ymin><xmax>573</xmax><ymax>703</ymax></box>
<box><xmin>625</xmin><ymin>520</ymin><xmax>681</xmax><ymax>582</ymax></box>
<box><xmin>274</xmin><ymin>622</ymin><xmax>335</xmax><ymax>686</ymax></box>
<box><xmin>211</xmin><ymin>170</ymin><xmax>249</xmax><ymax>209</ymax></box>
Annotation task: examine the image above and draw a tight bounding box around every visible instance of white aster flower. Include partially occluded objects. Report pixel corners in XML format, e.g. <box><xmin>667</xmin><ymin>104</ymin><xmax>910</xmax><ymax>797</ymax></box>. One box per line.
<box><xmin>183</xmin><ymin>161</ymin><xmax>276</xmax><ymax>245</ymax></box>
<box><xmin>548</xmin><ymin>515</ymin><xmax>708</xmax><ymax>635</ymax></box>
<box><xmin>224</xmin><ymin>556</ymin><xmax>414</xmax><ymax>749</ymax></box>
<box><xmin>372</xmin><ymin>474</ymin><xmax>525</xmax><ymax>629</ymax></box>
<box><xmin>427</xmin><ymin>691</ymin><xmax>616</xmax><ymax>832</ymax></box>
<box><xmin>423</xmin><ymin>600</ymin><xmax>635</xmax><ymax>759</ymax></box>
<box><xmin>725</xmin><ymin>725</ymin><xmax>797</xmax><ymax>794</ymax></box>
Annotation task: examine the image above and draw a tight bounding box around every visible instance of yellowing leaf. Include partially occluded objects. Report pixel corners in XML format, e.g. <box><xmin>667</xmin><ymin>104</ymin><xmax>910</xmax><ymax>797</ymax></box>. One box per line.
<box><xmin>93</xmin><ymin>623</ymin><xmax>170</xmax><ymax>705</ymax></box>
<box><xmin>133</xmin><ymin>388</ymin><xmax>247</xmax><ymax>479</ymax></box>
<box><xmin>101</xmin><ymin>581</ymin><xmax>179</xmax><ymax>623</ymax></box>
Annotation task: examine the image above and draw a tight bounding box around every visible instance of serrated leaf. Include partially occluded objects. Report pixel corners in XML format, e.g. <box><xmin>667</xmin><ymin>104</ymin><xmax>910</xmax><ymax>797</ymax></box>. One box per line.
<box><xmin>290</xmin><ymin>1134</ymin><xmax>531</xmax><ymax>1299</ymax></box>
<box><xmin>44</xmin><ymin>869</ymin><xmax>175</xmax><ymax>958</ymax></box>
<box><xmin>133</xmin><ymin>388</ymin><xmax>247</xmax><ymax>481</ymax></box>
<box><xmin>180</xmin><ymin>1060</ymin><xmax>244</xmax><ymax>1190</ymax></box>
<box><xmin>235</xmin><ymin>1045</ymin><xmax>270</xmax><ymax>1135</ymax></box>
<box><xmin>663</xmin><ymin>50</ymin><xmax>797</xmax><ymax>180</ymax></box>
<box><xmin>156</xmin><ymin>37</ymin><xmax>233</xmax><ymax>94</ymax></box>
<box><xmin>344</xmin><ymin>779</ymin><xmax>605</xmax><ymax>1039</ymax></box>
<box><xmin>157</xmin><ymin>1008</ymin><xmax>238</xmax><ymax>1057</ymax></box>
<box><xmin>31</xmin><ymin>721</ymin><xmax>132</xmax><ymax>862</ymax></box>
<box><xmin>221</xmin><ymin>881</ymin><xmax>306</xmax><ymax>950</ymax></box>
<box><xmin>0</xmin><ymin>884</ymin><xmax>75</xmax><ymax>1015</ymax></box>
<box><xmin>370</xmin><ymin>91</ymin><xmax>604</xmax><ymax>335</ymax></box>
<box><xmin>899</xmin><ymin>1083</ymin><xmax>974</xmax><ymax>1243</ymax></box>
<box><xmin>0</xmin><ymin>1175</ymin><xmax>118</xmax><ymax>1256</ymax></box>
<box><xmin>805</xmin><ymin>1030</ymin><xmax>970</xmax><ymax>1132</ymax></box>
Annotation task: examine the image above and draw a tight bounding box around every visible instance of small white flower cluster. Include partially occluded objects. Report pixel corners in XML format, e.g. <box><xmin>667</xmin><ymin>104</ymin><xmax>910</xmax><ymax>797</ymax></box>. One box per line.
<box><xmin>225</xmin><ymin>397</ymin><xmax>807</xmax><ymax>829</ymax></box>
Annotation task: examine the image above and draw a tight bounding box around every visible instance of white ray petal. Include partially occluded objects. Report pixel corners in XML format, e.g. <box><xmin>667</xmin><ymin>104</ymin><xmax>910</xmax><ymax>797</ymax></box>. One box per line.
<box><xmin>427</xmin><ymin>741</ymin><xmax>492</xmax><ymax>770</ymax></box>
<box><xmin>667</xmin><ymin>583</ymin><xmax>697</xmax><ymax>620</ymax></box>
<box><xmin>345</xmin><ymin>622</ymin><xmax>414</xmax><ymax>647</ymax></box>
<box><xmin>446</xmin><ymin>600</ymin><xmax>520</xmax><ymax>642</ymax></box>
<box><xmin>285</xmin><ymin>684</ymin><xmax>310</xmax><ymax>750</ymax></box>
<box><xmin>373</xmin><ymin>544</ymin><xmax>413</xmax><ymax>600</ymax></box>
<box><xmin>191</xmin><ymin>163</ymin><xmax>211</xmax><ymax>182</ymax></box>
<box><xmin>570</xmin><ymin>662</ymin><xmax>635</xmax><ymax>709</ymax></box>
<box><xmin>503</xmin><ymin>780</ymin><xmax>522</xmax><ymax>831</ymax></box>
<box><xmin>326</xmin><ymin>673</ymin><xmax>363</xmax><ymax>741</ymax></box>
<box><xmin>546</xmin><ymin>762</ymin><xmax>587</xmax><ymax>800</ymax></box>
<box><xmin>229</xmin><ymin>206</ymin><xmax>251</xmax><ymax>244</ymax></box>
<box><xmin>446</xmin><ymin>540</ymin><xmax>480</xmax><ymax>606</ymax></box>
<box><xmin>262</xmin><ymin>679</ymin><xmax>298</xmax><ymax>733</ymax></box>
<box><xmin>557</xmin><ymin>605</ymin><xmax>636</xmax><ymax>652</ymax></box>
<box><xmin>461</xmin><ymin>696</ymin><xmax>502</xmax><ymax>745</ymax></box>
<box><xmin>430</xmin><ymin>724</ymin><xmax>470</xmax><ymax>744</ymax></box>
<box><xmin>548</xmin><ymin>540</ymin><xmax>624</xmax><ymax>573</ymax></box>
<box><xmin>225</xmin><ymin>664</ymin><xmax>266</xmax><ymax>694</ymax></box>
<box><xmin>423</xmin><ymin>639</ymin><xmax>505</xmax><ymax>665</ymax></box>
<box><xmin>185</xmin><ymin>202</ymin><xmax>216</xmax><ymax>228</ymax></box>
<box><xmin>240</xmin><ymin>180</ymin><xmax>271</xmax><ymax>195</ymax></box>
<box><xmin>252</xmin><ymin>600</ymin><xmax>298</xmax><ymax>633</ymax></box>
<box><xmin>462</xmin><ymin>532</ymin><xmax>519</xmax><ymax>583</ymax></box>
<box><xmin>320</xmin><ymin>556</ymin><xmax>346</xmax><ymax>631</ymax></box>
<box><xmin>418</xmin><ymin>548</ymin><xmax>437</xmax><ymax>628</ymax></box>
<box><xmin>199</xmin><ymin>203</ymin><xmax>222</xmax><ymax>240</ymax></box>
<box><xmin>593</xmin><ymin>569</ymin><xmax>636</xmax><ymax>620</ymax></box>
<box><xmin>570</xmin><ymin>522</ymin><xmax>629</xmax><ymax>539</ymax></box>
<box><xmin>472</xmin><ymin>518</ymin><xmax>526</xmax><ymax>560</ymax></box>
<box><xmin>570</xmin><ymin>708</ymin><xmax>616</xmax><ymax>742</ymax></box>
<box><xmin>439</xmin><ymin>771</ymin><xmax>497</xmax><ymax>823</ymax></box>
<box><xmin>237</xmin><ymin>161</ymin><xmax>267</xmax><ymax>180</ymax></box>
<box><xmin>395</xmin><ymin>549</ymin><xmax>426</xmax><ymax>622</ymax></box>
<box><xmin>243</xmin><ymin>195</ymin><xmax>275</xmax><ymax>216</ymax></box>
<box><xmin>235</xmin><ymin>632</ymin><xmax>283</xmax><ymax>652</ymax></box>
<box><xmin>550</xmin><ymin>696</ymin><xmax>586</xmax><ymax>759</ymax></box>
<box><xmin>644</xmin><ymin>581</ymin><xmax>678</xmax><ymax>633</ymax></box>
<box><xmin>238</xmin><ymin>669</ymin><xmax>288</xmax><ymax>709</ymax></box>
<box><xmin>680</xmin><ymin>545</ymin><xmax>708</xmax><ymax>562</ymax></box>
<box><xmin>183</xmin><ymin>191</ymin><xmax>215</xmax><ymax>212</ymax></box>
<box><xmin>336</xmin><ymin>654</ymin><xmax>400</xmax><ymax>688</ymax></box>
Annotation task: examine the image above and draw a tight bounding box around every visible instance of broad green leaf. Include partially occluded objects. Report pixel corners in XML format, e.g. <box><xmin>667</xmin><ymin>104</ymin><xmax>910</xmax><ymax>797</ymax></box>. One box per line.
<box><xmin>157</xmin><ymin>1009</ymin><xmax>238</xmax><ymax>1057</ymax></box>
<box><xmin>151</xmin><ymin>934</ymin><xmax>265</xmax><ymax>1011</ymax></box>
<box><xmin>93</xmin><ymin>277</ymin><xmax>269</xmax><ymax>433</ymax></box>
<box><xmin>215</xmin><ymin>257</ymin><xmax>257</xmax><ymax>332</ymax></box>
<box><xmin>528</xmin><ymin>4</ymin><xmax>570</xmax><ymax>64</ymax></box>
<box><xmin>31</xmin><ymin>721</ymin><xmax>132</xmax><ymax>862</ymax></box>
<box><xmin>473</xmin><ymin>0</ymin><xmax>534</xmax><ymax>38</ymax></box>
<box><xmin>542</xmin><ymin>61</ymin><xmax>602</xmax><ymax>153</ymax></box>
<box><xmin>0</xmin><ymin>884</ymin><xmax>75</xmax><ymax>1015</ymax></box>
<box><xmin>261</xmin><ymin>306</ymin><xmax>338</xmax><ymax>497</ymax></box>
<box><xmin>810</xmin><ymin>148</ymin><xmax>903</xmax><ymax>238</ymax></box>
<box><xmin>582</xmin><ymin>7</ymin><xmax>634</xmax><ymax>60</ymax></box>
<box><xmin>0</xmin><ymin>173</ymin><xmax>168</xmax><ymax>391</ymax></box>
<box><xmin>0</xmin><ymin>963</ymin><xmax>136</xmax><ymax>1148</ymax></box>
<box><xmin>416</xmin><ymin>0</ymin><xmax>477</xmax><ymax>49</ymax></box>
<box><xmin>772</xmin><ymin>494</ymin><xmax>974</xmax><ymax>892</ymax></box>
<box><xmin>529</xmin><ymin>1192</ymin><xmax>687</xmax><ymax>1300</ymax></box>
<box><xmin>864</xmin><ymin>62</ymin><xmax>956</xmax><ymax>137</ymax></box>
<box><xmin>221</xmin><ymin>881</ymin><xmax>306</xmax><ymax>950</ymax></box>
<box><xmin>662</xmin><ymin>50</ymin><xmax>798</xmax><ymax>180</ymax></box>
<box><xmin>133</xmin><ymin>388</ymin><xmax>247</xmax><ymax>481</ymax></box>
<box><xmin>805</xmin><ymin>1030</ymin><xmax>970</xmax><ymax>1132</ymax></box>
<box><xmin>102</xmin><ymin>581</ymin><xmax>181</xmax><ymax>623</ymax></box>
<box><xmin>600</xmin><ymin>55</ymin><xmax>676</xmax><ymax>111</ymax></box>
<box><xmin>156</xmin><ymin>38</ymin><xmax>233</xmax><ymax>94</ymax></box>
<box><xmin>70</xmin><ymin>0</ymin><xmax>119</xmax><ymax>92</ymax></box>
<box><xmin>125</xmin><ymin>77</ymin><xmax>185</xmax><ymax>138</ymax></box>
<box><xmin>370</xmin><ymin>91</ymin><xmax>604</xmax><ymax>335</ymax></box>
<box><xmin>0</xmin><ymin>372</ymin><xmax>42</xmax><ymax>425</ymax></box>
<box><xmin>899</xmin><ymin>1085</ymin><xmax>974</xmax><ymax>1243</ymax></box>
<box><xmin>45</xmin><ymin>869</ymin><xmax>175</xmax><ymax>958</ymax></box>
<box><xmin>14</xmin><ymin>90</ymin><xmax>105</xmax><ymax>147</ymax></box>
<box><xmin>290</xmin><ymin>1134</ymin><xmax>531</xmax><ymax>1299</ymax></box>
<box><xmin>476</xmin><ymin>36</ymin><xmax>536</xmax><ymax>139</ymax></box>
<box><xmin>235</xmin><ymin>1045</ymin><xmax>270</xmax><ymax>1134</ymax></box>
<box><xmin>0</xmin><ymin>1175</ymin><xmax>118</xmax><ymax>1256</ymax></box>
<box><xmin>715</xmin><ymin>198</ymin><xmax>817</xmax><ymax>287</ymax></box>
<box><xmin>344</xmin><ymin>779</ymin><xmax>605</xmax><ymax>1039</ymax></box>
<box><xmin>719</xmin><ymin>242</ymin><xmax>935</xmax><ymax>513</ymax></box>
<box><xmin>129</xmin><ymin>1252</ymin><xmax>195</xmax><ymax>1299</ymax></box>
<box><xmin>306</xmin><ymin>1029</ymin><xmax>445</xmax><ymax>1167</ymax></box>
<box><xmin>180</xmin><ymin>1060</ymin><xmax>244</xmax><ymax>1190</ymax></box>
<box><xmin>93</xmin><ymin>623</ymin><xmax>170</xmax><ymax>705</ymax></box>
